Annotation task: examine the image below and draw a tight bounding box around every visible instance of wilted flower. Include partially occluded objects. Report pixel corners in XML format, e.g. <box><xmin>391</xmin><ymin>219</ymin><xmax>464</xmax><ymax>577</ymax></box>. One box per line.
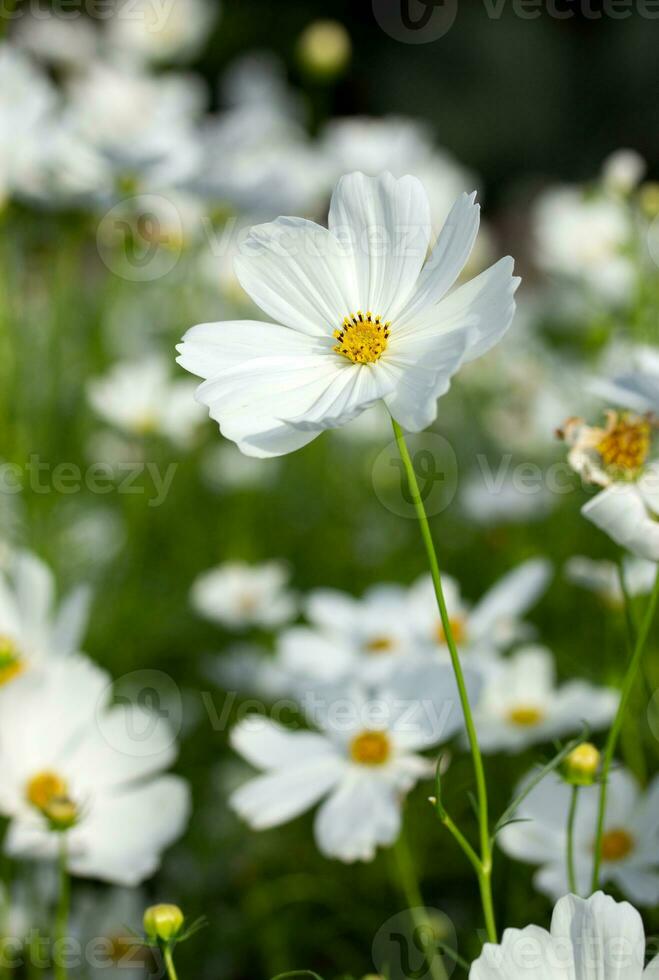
<box><xmin>178</xmin><ymin>172</ymin><xmax>518</xmax><ymax>457</ymax></box>
<box><xmin>472</xmin><ymin>645</ymin><xmax>618</xmax><ymax>753</ymax></box>
<box><xmin>498</xmin><ymin>767</ymin><xmax>659</xmax><ymax>904</ymax></box>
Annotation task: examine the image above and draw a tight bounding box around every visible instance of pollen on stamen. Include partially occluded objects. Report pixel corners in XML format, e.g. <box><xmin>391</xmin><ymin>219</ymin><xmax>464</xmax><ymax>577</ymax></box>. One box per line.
<box><xmin>333</xmin><ymin>310</ymin><xmax>390</xmax><ymax>365</ymax></box>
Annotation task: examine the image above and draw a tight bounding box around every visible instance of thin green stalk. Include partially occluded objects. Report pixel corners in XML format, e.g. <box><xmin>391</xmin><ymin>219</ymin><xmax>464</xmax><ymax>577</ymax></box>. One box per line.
<box><xmin>163</xmin><ymin>946</ymin><xmax>179</xmax><ymax>980</ymax></box>
<box><xmin>566</xmin><ymin>786</ymin><xmax>579</xmax><ymax>895</ymax></box>
<box><xmin>54</xmin><ymin>836</ymin><xmax>70</xmax><ymax>980</ymax></box>
<box><xmin>393</xmin><ymin>835</ymin><xmax>447</xmax><ymax>980</ymax></box>
<box><xmin>592</xmin><ymin>566</ymin><xmax>659</xmax><ymax>891</ymax></box>
<box><xmin>391</xmin><ymin>418</ymin><xmax>496</xmax><ymax>944</ymax></box>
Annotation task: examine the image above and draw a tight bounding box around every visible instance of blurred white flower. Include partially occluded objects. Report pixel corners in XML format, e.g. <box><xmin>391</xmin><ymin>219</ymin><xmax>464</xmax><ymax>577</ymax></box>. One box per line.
<box><xmin>319</xmin><ymin>116</ymin><xmax>475</xmax><ymax>231</ymax></box>
<box><xmin>190</xmin><ymin>561</ymin><xmax>296</xmax><ymax>630</ymax></box>
<box><xmin>533</xmin><ymin>185</ymin><xmax>634</xmax><ymax>303</ymax></box>
<box><xmin>0</xmin><ymin>654</ymin><xmax>190</xmax><ymax>884</ymax></box>
<box><xmin>107</xmin><ymin>0</ymin><xmax>217</xmax><ymax>64</ymax></box>
<box><xmin>591</xmin><ymin>344</ymin><xmax>659</xmax><ymax>415</ymax></box>
<box><xmin>498</xmin><ymin>767</ymin><xmax>659</xmax><ymax>905</ymax></box>
<box><xmin>64</xmin><ymin>60</ymin><xmax>205</xmax><ymax>190</ymax></box>
<box><xmin>602</xmin><ymin>148</ymin><xmax>646</xmax><ymax>195</ymax></box>
<box><xmin>0</xmin><ymin>43</ymin><xmax>56</xmax><ymax>204</ymax></box>
<box><xmin>229</xmin><ymin>662</ymin><xmax>473</xmax><ymax>862</ymax></box>
<box><xmin>471</xmin><ymin>891</ymin><xmax>657</xmax><ymax>980</ymax></box>
<box><xmin>205</xmin><ymin>645</ymin><xmax>290</xmax><ymax>701</ymax></box>
<box><xmin>13</xmin><ymin>12</ymin><xmax>99</xmax><ymax>69</ymax></box>
<box><xmin>565</xmin><ymin>555</ymin><xmax>656</xmax><ymax>607</ymax></box>
<box><xmin>88</xmin><ymin>355</ymin><xmax>205</xmax><ymax>445</ymax></box>
<box><xmin>472</xmin><ymin>645</ymin><xmax>618</xmax><ymax>753</ymax></box>
<box><xmin>407</xmin><ymin>558</ymin><xmax>552</xmax><ymax>661</ymax></box>
<box><xmin>220</xmin><ymin>51</ymin><xmax>304</xmax><ymax>119</ymax></box>
<box><xmin>200</xmin><ymin>442</ymin><xmax>281</xmax><ymax>493</ymax></box>
<box><xmin>562</xmin><ymin>411</ymin><xmax>659</xmax><ymax>561</ymax></box>
<box><xmin>460</xmin><ymin>470</ymin><xmax>555</xmax><ymax>525</ymax></box>
<box><xmin>71</xmin><ymin>886</ymin><xmax>148</xmax><ymax>980</ymax></box>
<box><xmin>0</xmin><ymin>549</ymin><xmax>90</xmax><ymax>685</ymax></box>
<box><xmin>178</xmin><ymin>173</ymin><xmax>519</xmax><ymax>458</ymax></box>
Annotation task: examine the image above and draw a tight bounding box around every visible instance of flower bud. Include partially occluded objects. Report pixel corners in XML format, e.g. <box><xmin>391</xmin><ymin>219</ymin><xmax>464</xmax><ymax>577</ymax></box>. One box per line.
<box><xmin>563</xmin><ymin>743</ymin><xmax>601</xmax><ymax>785</ymax></box>
<box><xmin>143</xmin><ymin>904</ymin><xmax>184</xmax><ymax>943</ymax></box>
<box><xmin>296</xmin><ymin>20</ymin><xmax>351</xmax><ymax>80</ymax></box>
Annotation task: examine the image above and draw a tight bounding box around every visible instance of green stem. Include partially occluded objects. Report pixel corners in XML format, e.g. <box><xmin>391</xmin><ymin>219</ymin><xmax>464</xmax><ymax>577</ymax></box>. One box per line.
<box><xmin>54</xmin><ymin>836</ymin><xmax>70</xmax><ymax>980</ymax></box>
<box><xmin>566</xmin><ymin>786</ymin><xmax>579</xmax><ymax>895</ymax></box>
<box><xmin>391</xmin><ymin>418</ymin><xmax>496</xmax><ymax>944</ymax></box>
<box><xmin>393</xmin><ymin>835</ymin><xmax>447</xmax><ymax>980</ymax></box>
<box><xmin>591</xmin><ymin>566</ymin><xmax>659</xmax><ymax>892</ymax></box>
<box><xmin>163</xmin><ymin>946</ymin><xmax>179</xmax><ymax>980</ymax></box>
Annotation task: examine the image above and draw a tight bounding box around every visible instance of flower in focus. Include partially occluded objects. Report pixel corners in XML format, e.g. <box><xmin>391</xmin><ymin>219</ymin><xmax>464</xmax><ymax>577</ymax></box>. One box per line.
<box><xmin>0</xmin><ymin>549</ymin><xmax>90</xmax><ymax>686</ymax></box>
<box><xmin>561</xmin><ymin>411</ymin><xmax>659</xmax><ymax>561</ymax></box>
<box><xmin>229</xmin><ymin>662</ymin><xmax>477</xmax><ymax>861</ymax></box>
<box><xmin>407</xmin><ymin>558</ymin><xmax>552</xmax><ymax>662</ymax></box>
<box><xmin>533</xmin><ymin>184</ymin><xmax>634</xmax><ymax>303</ymax></box>
<box><xmin>190</xmin><ymin>561</ymin><xmax>297</xmax><ymax>630</ymax></box>
<box><xmin>498</xmin><ymin>767</ymin><xmax>659</xmax><ymax>905</ymax></box>
<box><xmin>470</xmin><ymin>890</ymin><xmax>657</xmax><ymax>980</ymax></box>
<box><xmin>177</xmin><ymin>172</ymin><xmax>519</xmax><ymax>457</ymax></box>
<box><xmin>0</xmin><ymin>655</ymin><xmax>190</xmax><ymax>884</ymax></box>
<box><xmin>107</xmin><ymin>0</ymin><xmax>217</xmax><ymax>65</ymax></box>
<box><xmin>472</xmin><ymin>645</ymin><xmax>618</xmax><ymax>753</ymax></box>
<box><xmin>565</xmin><ymin>554</ymin><xmax>657</xmax><ymax>608</ymax></box>
<box><xmin>87</xmin><ymin>355</ymin><xmax>205</xmax><ymax>445</ymax></box>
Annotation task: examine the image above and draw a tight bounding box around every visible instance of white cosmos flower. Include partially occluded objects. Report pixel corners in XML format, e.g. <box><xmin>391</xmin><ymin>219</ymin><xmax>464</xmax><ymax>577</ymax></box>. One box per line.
<box><xmin>565</xmin><ymin>555</ymin><xmax>657</xmax><ymax>607</ymax></box>
<box><xmin>591</xmin><ymin>344</ymin><xmax>659</xmax><ymax>415</ymax></box>
<box><xmin>470</xmin><ymin>890</ymin><xmax>659</xmax><ymax>980</ymax></box>
<box><xmin>0</xmin><ymin>549</ymin><xmax>90</xmax><ymax>686</ymax></box>
<box><xmin>106</xmin><ymin>0</ymin><xmax>217</xmax><ymax>64</ymax></box>
<box><xmin>562</xmin><ymin>412</ymin><xmax>659</xmax><ymax>562</ymax></box>
<box><xmin>190</xmin><ymin>560</ymin><xmax>296</xmax><ymax>630</ymax></box>
<box><xmin>472</xmin><ymin>645</ymin><xmax>618</xmax><ymax>753</ymax></box>
<box><xmin>407</xmin><ymin>558</ymin><xmax>552</xmax><ymax>661</ymax></box>
<box><xmin>533</xmin><ymin>185</ymin><xmax>634</xmax><ymax>303</ymax></box>
<box><xmin>177</xmin><ymin>171</ymin><xmax>520</xmax><ymax>458</ymax></box>
<box><xmin>0</xmin><ymin>654</ymin><xmax>190</xmax><ymax>885</ymax></box>
<box><xmin>229</xmin><ymin>662</ymin><xmax>475</xmax><ymax>862</ymax></box>
<box><xmin>498</xmin><ymin>768</ymin><xmax>659</xmax><ymax>905</ymax></box>
<box><xmin>87</xmin><ymin>356</ymin><xmax>205</xmax><ymax>445</ymax></box>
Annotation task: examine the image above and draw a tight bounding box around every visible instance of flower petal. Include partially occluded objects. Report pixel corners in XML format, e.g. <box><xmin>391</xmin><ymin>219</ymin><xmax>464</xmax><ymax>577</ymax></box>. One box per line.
<box><xmin>230</xmin><ymin>759</ymin><xmax>343</xmax><ymax>830</ymax></box>
<box><xmin>468</xmin><ymin>558</ymin><xmax>553</xmax><ymax>644</ymax></box>
<box><xmin>230</xmin><ymin>716</ymin><xmax>340</xmax><ymax>770</ymax></box>
<box><xmin>583</xmin><ymin>484</ymin><xmax>659</xmax><ymax>562</ymax></box>
<box><xmin>550</xmin><ymin>892</ymin><xmax>645</xmax><ymax>980</ymax></box>
<box><xmin>313</xmin><ymin>770</ymin><xmax>401</xmax><ymax>862</ymax></box>
<box><xmin>327</xmin><ymin>171</ymin><xmax>431</xmax><ymax>321</ymax></box>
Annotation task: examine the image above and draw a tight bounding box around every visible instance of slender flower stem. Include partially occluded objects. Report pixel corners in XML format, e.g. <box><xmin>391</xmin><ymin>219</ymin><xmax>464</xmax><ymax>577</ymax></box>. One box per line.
<box><xmin>54</xmin><ymin>836</ymin><xmax>70</xmax><ymax>980</ymax></box>
<box><xmin>566</xmin><ymin>786</ymin><xmax>580</xmax><ymax>895</ymax></box>
<box><xmin>391</xmin><ymin>418</ymin><xmax>497</xmax><ymax>944</ymax></box>
<box><xmin>393</xmin><ymin>835</ymin><xmax>447</xmax><ymax>980</ymax></box>
<box><xmin>163</xmin><ymin>946</ymin><xmax>180</xmax><ymax>980</ymax></box>
<box><xmin>591</xmin><ymin>566</ymin><xmax>659</xmax><ymax>892</ymax></box>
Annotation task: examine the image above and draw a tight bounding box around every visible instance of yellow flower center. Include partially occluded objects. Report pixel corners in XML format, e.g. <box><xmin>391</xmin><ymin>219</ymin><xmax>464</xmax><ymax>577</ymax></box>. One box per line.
<box><xmin>507</xmin><ymin>705</ymin><xmax>545</xmax><ymax>727</ymax></box>
<box><xmin>0</xmin><ymin>635</ymin><xmax>24</xmax><ymax>686</ymax></box>
<box><xmin>350</xmin><ymin>730</ymin><xmax>391</xmax><ymax>766</ymax></box>
<box><xmin>597</xmin><ymin>415</ymin><xmax>651</xmax><ymax>476</ymax></box>
<box><xmin>436</xmin><ymin>617</ymin><xmax>467</xmax><ymax>646</ymax></box>
<box><xmin>333</xmin><ymin>311</ymin><xmax>390</xmax><ymax>365</ymax></box>
<box><xmin>365</xmin><ymin>635</ymin><xmax>394</xmax><ymax>654</ymax></box>
<box><xmin>132</xmin><ymin>413</ymin><xmax>159</xmax><ymax>436</ymax></box>
<box><xmin>26</xmin><ymin>771</ymin><xmax>68</xmax><ymax>811</ymax></box>
<box><xmin>599</xmin><ymin>828</ymin><xmax>635</xmax><ymax>862</ymax></box>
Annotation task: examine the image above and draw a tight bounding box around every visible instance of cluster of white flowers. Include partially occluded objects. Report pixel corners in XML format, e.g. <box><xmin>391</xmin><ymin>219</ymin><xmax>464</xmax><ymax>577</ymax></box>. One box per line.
<box><xmin>0</xmin><ymin>548</ymin><xmax>189</xmax><ymax>886</ymax></box>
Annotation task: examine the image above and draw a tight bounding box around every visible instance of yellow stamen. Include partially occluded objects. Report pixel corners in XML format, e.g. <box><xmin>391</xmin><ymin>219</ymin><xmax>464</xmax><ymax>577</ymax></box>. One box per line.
<box><xmin>0</xmin><ymin>635</ymin><xmax>24</xmax><ymax>686</ymax></box>
<box><xmin>365</xmin><ymin>636</ymin><xmax>394</xmax><ymax>653</ymax></box>
<box><xmin>599</xmin><ymin>828</ymin><xmax>635</xmax><ymax>862</ymax></box>
<box><xmin>507</xmin><ymin>706</ymin><xmax>545</xmax><ymax>727</ymax></box>
<box><xmin>333</xmin><ymin>311</ymin><xmax>390</xmax><ymax>365</ymax></box>
<box><xmin>26</xmin><ymin>771</ymin><xmax>68</xmax><ymax>811</ymax></box>
<box><xmin>597</xmin><ymin>414</ymin><xmax>651</xmax><ymax>477</ymax></box>
<box><xmin>350</xmin><ymin>730</ymin><xmax>391</xmax><ymax>766</ymax></box>
<box><xmin>436</xmin><ymin>617</ymin><xmax>467</xmax><ymax>646</ymax></box>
